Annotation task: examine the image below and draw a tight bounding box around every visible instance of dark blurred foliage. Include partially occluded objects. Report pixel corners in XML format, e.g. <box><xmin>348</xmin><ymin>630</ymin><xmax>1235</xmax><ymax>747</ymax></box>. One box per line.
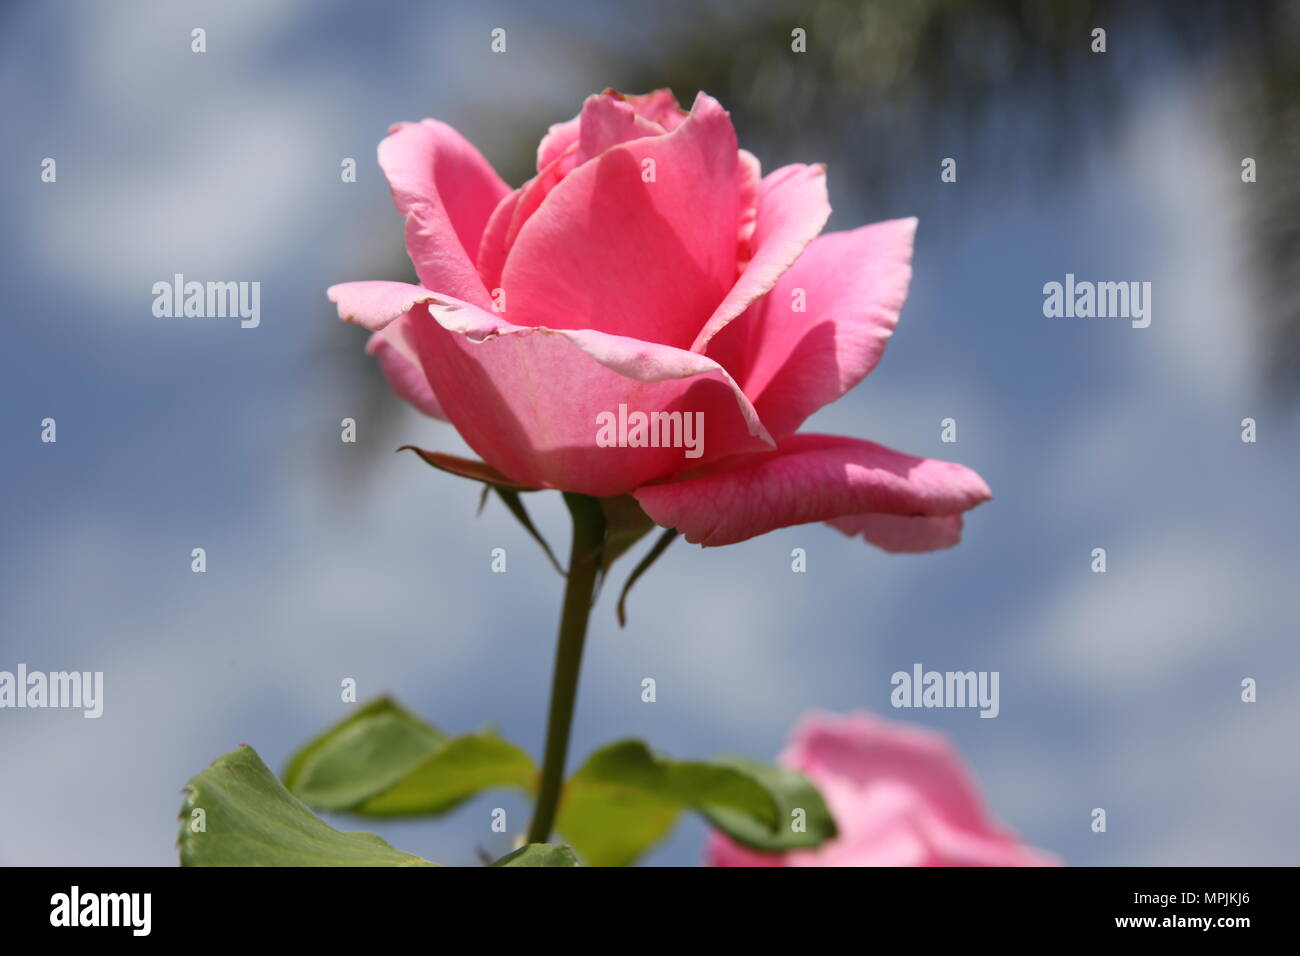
<box><xmin>1221</xmin><ymin>4</ymin><xmax>1300</xmax><ymax>393</ymax></box>
<box><xmin>333</xmin><ymin>0</ymin><xmax>1300</xmax><ymax>481</ymax></box>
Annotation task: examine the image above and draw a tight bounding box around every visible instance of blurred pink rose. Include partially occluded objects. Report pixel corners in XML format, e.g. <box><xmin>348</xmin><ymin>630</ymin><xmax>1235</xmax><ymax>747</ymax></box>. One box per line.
<box><xmin>329</xmin><ymin>89</ymin><xmax>991</xmax><ymax>550</ymax></box>
<box><xmin>708</xmin><ymin>712</ymin><xmax>1059</xmax><ymax>866</ymax></box>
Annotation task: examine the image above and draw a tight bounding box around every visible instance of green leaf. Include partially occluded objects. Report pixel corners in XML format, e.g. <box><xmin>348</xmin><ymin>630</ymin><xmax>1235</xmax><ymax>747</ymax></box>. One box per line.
<box><xmin>557</xmin><ymin>779</ymin><xmax>680</xmax><ymax>868</ymax></box>
<box><xmin>615</xmin><ymin>528</ymin><xmax>678</xmax><ymax>627</ymax></box>
<box><xmin>282</xmin><ymin>697</ymin><xmax>445</xmax><ymax>803</ymax></box>
<box><xmin>284</xmin><ymin>697</ymin><xmax>537</xmax><ymax>817</ymax></box>
<box><xmin>359</xmin><ymin>733</ymin><xmax>538</xmax><ymax>816</ymax></box>
<box><xmin>489</xmin><ymin>844</ymin><xmax>581</xmax><ymax>867</ymax></box>
<box><xmin>556</xmin><ymin>740</ymin><xmax>782</xmax><ymax>867</ymax></box>
<box><xmin>700</xmin><ymin>756</ymin><xmax>838</xmax><ymax>852</ymax></box>
<box><xmin>179</xmin><ymin>745</ymin><xmax>435</xmax><ymax>866</ymax></box>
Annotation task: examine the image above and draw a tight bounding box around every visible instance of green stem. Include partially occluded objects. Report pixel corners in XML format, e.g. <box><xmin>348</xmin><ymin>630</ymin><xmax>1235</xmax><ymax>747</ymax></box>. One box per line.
<box><xmin>526</xmin><ymin>492</ymin><xmax>605</xmax><ymax>844</ymax></box>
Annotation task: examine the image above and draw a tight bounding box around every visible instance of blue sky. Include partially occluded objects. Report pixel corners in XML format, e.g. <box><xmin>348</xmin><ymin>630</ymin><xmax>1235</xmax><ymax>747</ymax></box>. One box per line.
<box><xmin>2</xmin><ymin>0</ymin><xmax>1297</xmax><ymax>866</ymax></box>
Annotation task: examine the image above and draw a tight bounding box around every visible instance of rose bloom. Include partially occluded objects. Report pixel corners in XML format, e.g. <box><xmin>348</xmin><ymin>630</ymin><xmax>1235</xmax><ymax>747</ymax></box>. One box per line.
<box><xmin>708</xmin><ymin>712</ymin><xmax>1060</xmax><ymax>867</ymax></box>
<box><xmin>329</xmin><ymin>89</ymin><xmax>990</xmax><ymax>550</ymax></box>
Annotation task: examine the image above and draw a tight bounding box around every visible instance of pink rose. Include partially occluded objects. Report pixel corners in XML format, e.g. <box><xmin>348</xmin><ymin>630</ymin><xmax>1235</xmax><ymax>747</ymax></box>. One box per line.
<box><xmin>707</xmin><ymin>712</ymin><xmax>1059</xmax><ymax>866</ymax></box>
<box><xmin>329</xmin><ymin>89</ymin><xmax>991</xmax><ymax>550</ymax></box>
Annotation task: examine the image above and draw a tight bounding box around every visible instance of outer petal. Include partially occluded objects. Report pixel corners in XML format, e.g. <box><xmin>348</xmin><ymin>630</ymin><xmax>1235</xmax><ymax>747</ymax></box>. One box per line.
<box><xmin>501</xmin><ymin>92</ymin><xmax>741</xmax><ymax>349</ymax></box>
<box><xmin>329</xmin><ymin>280</ymin><xmax>448</xmax><ymax>418</ymax></box>
<box><xmin>328</xmin><ymin>280</ymin><xmax>445</xmax><ymax>331</ymax></box>
<box><xmin>711</xmin><ymin>218</ymin><xmax>917</xmax><ymax>439</ymax></box>
<box><xmin>378</xmin><ymin>119</ymin><xmax>510</xmax><ymax>308</ymax></box>
<box><xmin>632</xmin><ymin>433</ymin><xmax>990</xmax><ymax>547</ymax></box>
<box><xmin>365</xmin><ymin>316</ymin><xmax>447</xmax><ymax>420</ymax></box>
<box><xmin>328</xmin><ymin>280</ymin><xmax>774</xmax><ymax>496</ymax></box>
<box><xmin>827</xmin><ymin>513</ymin><xmax>964</xmax><ymax>553</ymax></box>
<box><xmin>690</xmin><ymin>163</ymin><xmax>831</xmax><ymax>354</ymax></box>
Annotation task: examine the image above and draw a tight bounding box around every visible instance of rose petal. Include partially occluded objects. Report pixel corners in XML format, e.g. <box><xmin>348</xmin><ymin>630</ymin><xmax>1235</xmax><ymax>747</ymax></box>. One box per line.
<box><xmin>483</xmin><ymin>94</ymin><xmax>670</xmax><ymax>288</ymax></box>
<box><xmin>378</xmin><ymin>119</ymin><xmax>510</xmax><ymax>308</ymax></box>
<box><xmin>331</xmin><ymin>281</ymin><xmax>774</xmax><ymax>495</ymax></box>
<box><xmin>633</xmin><ymin>433</ymin><xmax>991</xmax><ymax>547</ymax></box>
<box><xmin>328</xmin><ymin>280</ymin><xmax>446</xmax><ymax>332</ymax></box>
<box><xmin>508</xmin><ymin>145</ymin><xmax>575</xmax><ymax>241</ymax></box>
<box><xmin>475</xmin><ymin>187</ymin><xmax>523</xmax><ymax>296</ymax></box>
<box><xmin>365</xmin><ymin>315</ymin><xmax>447</xmax><ymax>420</ymax></box>
<box><xmin>414</xmin><ymin>306</ymin><xmax>774</xmax><ymax>496</ymax></box>
<box><xmin>827</xmin><ymin>513</ymin><xmax>965</xmax><ymax>553</ymax></box>
<box><xmin>575</xmin><ymin>92</ymin><xmax>666</xmax><ymax>166</ymax></box>
<box><xmin>501</xmin><ymin>92</ymin><xmax>741</xmax><ymax>349</ymax></box>
<box><xmin>704</xmin><ymin>831</ymin><xmax>786</xmax><ymax>867</ymax></box>
<box><xmin>781</xmin><ymin>713</ymin><xmax>1060</xmax><ymax>867</ymax></box>
<box><xmin>735</xmin><ymin>149</ymin><xmax>762</xmax><ymax>268</ymax></box>
<box><xmin>712</xmin><ymin>219</ymin><xmax>917</xmax><ymax>439</ymax></box>
<box><xmin>536</xmin><ymin>115</ymin><xmax>582</xmax><ymax>172</ymax></box>
<box><xmin>709</xmin><ymin>712</ymin><xmax>1060</xmax><ymax>867</ymax></box>
<box><xmin>784</xmin><ymin>713</ymin><xmax>998</xmax><ymax>834</ymax></box>
<box><xmin>690</xmin><ymin>163</ymin><xmax>831</xmax><ymax>354</ymax></box>
<box><xmin>535</xmin><ymin>89</ymin><xmax>685</xmax><ymax>171</ymax></box>
<box><xmin>622</xmin><ymin>89</ymin><xmax>688</xmax><ymax>130</ymax></box>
